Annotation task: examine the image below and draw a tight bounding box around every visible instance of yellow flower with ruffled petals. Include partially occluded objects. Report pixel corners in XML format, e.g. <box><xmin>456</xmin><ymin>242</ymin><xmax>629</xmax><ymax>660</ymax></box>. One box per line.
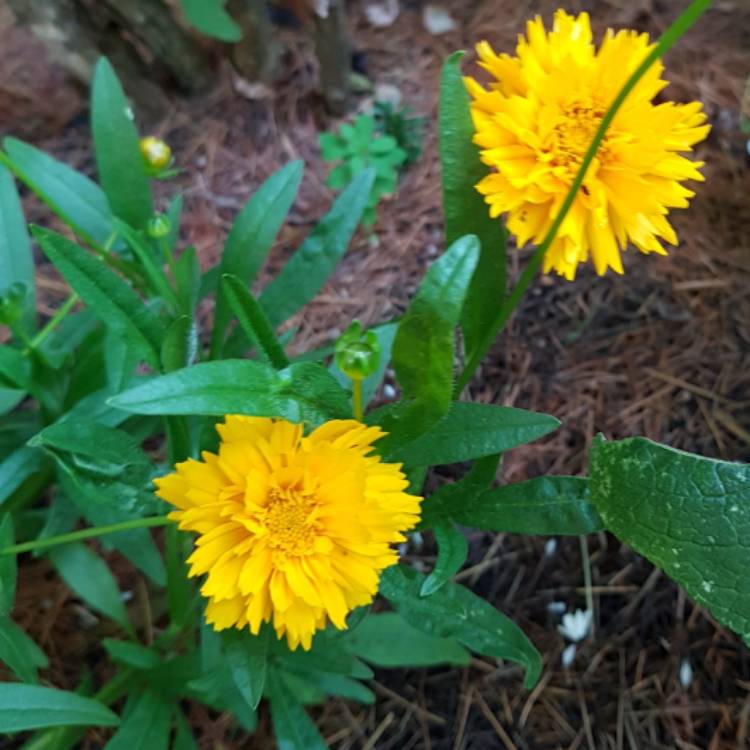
<box><xmin>465</xmin><ymin>10</ymin><xmax>710</xmax><ymax>280</ymax></box>
<box><xmin>155</xmin><ymin>416</ymin><xmax>421</xmax><ymax>650</ymax></box>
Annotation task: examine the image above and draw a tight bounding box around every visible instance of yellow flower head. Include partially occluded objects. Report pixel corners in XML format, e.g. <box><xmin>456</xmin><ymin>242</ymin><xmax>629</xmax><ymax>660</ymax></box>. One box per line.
<box><xmin>139</xmin><ymin>136</ymin><xmax>172</xmax><ymax>171</ymax></box>
<box><xmin>465</xmin><ymin>10</ymin><xmax>710</xmax><ymax>280</ymax></box>
<box><xmin>155</xmin><ymin>417</ymin><xmax>421</xmax><ymax>650</ymax></box>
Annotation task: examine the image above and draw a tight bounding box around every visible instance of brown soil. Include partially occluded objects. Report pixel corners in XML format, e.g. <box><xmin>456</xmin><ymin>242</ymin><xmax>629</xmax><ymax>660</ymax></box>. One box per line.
<box><xmin>2</xmin><ymin>0</ymin><xmax>750</xmax><ymax>748</ymax></box>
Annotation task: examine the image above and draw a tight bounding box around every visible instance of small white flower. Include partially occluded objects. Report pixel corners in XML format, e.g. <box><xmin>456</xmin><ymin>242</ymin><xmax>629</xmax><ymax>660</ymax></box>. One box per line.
<box><xmin>679</xmin><ymin>659</ymin><xmax>693</xmax><ymax>688</ymax></box>
<box><xmin>383</xmin><ymin>384</ymin><xmax>397</xmax><ymax>399</ymax></box>
<box><xmin>544</xmin><ymin>538</ymin><xmax>557</xmax><ymax>557</ymax></box>
<box><xmin>561</xmin><ymin>643</ymin><xmax>577</xmax><ymax>668</ymax></box>
<box><xmin>558</xmin><ymin>609</ymin><xmax>592</xmax><ymax>643</ymax></box>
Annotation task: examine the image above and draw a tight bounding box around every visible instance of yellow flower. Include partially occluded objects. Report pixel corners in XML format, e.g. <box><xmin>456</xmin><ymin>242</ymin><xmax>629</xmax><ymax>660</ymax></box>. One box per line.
<box><xmin>465</xmin><ymin>10</ymin><xmax>710</xmax><ymax>280</ymax></box>
<box><xmin>155</xmin><ymin>416</ymin><xmax>421</xmax><ymax>650</ymax></box>
<box><xmin>139</xmin><ymin>136</ymin><xmax>172</xmax><ymax>171</ymax></box>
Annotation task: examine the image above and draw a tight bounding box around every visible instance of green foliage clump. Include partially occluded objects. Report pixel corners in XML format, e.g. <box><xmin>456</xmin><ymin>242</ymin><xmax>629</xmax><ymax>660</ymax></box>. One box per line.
<box><xmin>374</xmin><ymin>100</ymin><xmax>426</xmax><ymax>165</ymax></box>
<box><xmin>319</xmin><ymin>114</ymin><xmax>407</xmax><ymax>227</ymax></box>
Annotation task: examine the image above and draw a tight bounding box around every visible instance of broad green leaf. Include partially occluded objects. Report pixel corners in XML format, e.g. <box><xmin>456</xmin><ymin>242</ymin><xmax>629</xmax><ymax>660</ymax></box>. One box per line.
<box><xmin>221</xmin><ymin>274</ymin><xmax>289</xmax><ymax>369</ymax></box>
<box><xmin>161</xmin><ymin>315</ymin><xmax>197</xmax><ymax>373</ymax></box>
<box><xmin>0</xmin><ymin>516</ymin><xmax>17</xmax><ymax>615</ymax></box>
<box><xmin>109</xmin><ymin>360</ymin><xmax>351</xmax><ymax>424</ymax></box>
<box><xmin>0</xmin><ymin>616</ymin><xmax>48</xmax><ymax>683</ymax></box>
<box><xmin>0</xmin><ymin>683</ymin><xmax>119</xmax><ymax>732</ymax></box>
<box><xmin>275</xmin><ymin>638</ymin><xmax>372</xmax><ymax>680</ymax></box>
<box><xmin>282</xmin><ymin>668</ymin><xmax>374</xmax><ymax>704</ymax></box>
<box><xmin>180</xmin><ymin>0</ymin><xmax>242</xmax><ymax>42</ymax></box>
<box><xmin>210</xmin><ymin>160</ymin><xmax>303</xmax><ymax>357</ymax></box>
<box><xmin>380</xmin><ymin>565</ymin><xmax>541</xmax><ymax>688</ymax></box>
<box><xmin>456</xmin><ymin>476</ymin><xmax>603</xmax><ymax>535</ymax></box>
<box><xmin>0</xmin><ymin>446</ymin><xmax>49</xmax><ymax>509</ymax></box>
<box><xmin>0</xmin><ymin>164</ymin><xmax>34</xmax><ymax>329</ymax></box>
<box><xmin>103</xmin><ymin>689</ymin><xmax>171</xmax><ymax>750</ymax></box>
<box><xmin>49</xmin><ymin>542</ymin><xmax>131</xmax><ymax>632</ymax></box>
<box><xmin>345</xmin><ymin>611</ymin><xmax>470</xmax><ymax>667</ymax></box>
<box><xmin>421</xmin><ymin>522</ymin><xmax>468</xmax><ymax>596</ymax></box>
<box><xmin>391</xmin><ymin>401</ymin><xmax>559</xmax><ymax>464</ymax></box>
<box><xmin>91</xmin><ymin>58</ymin><xmax>152</xmax><ymax>229</ymax></box>
<box><xmin>260</xmin><ymin>169</ymin><xmax>375</xmax><ymax>328</ymax></box>
<box><xmin>223</xmin><ymin>628</ymin><xmax>269</xmax><ymax>710</ymax></box>
<box><xmin>2</xmin><ymin>137</ymin><xmax>113</xmax><ymax>247</ymax></box>
<box><xmin>267</xmin><ymin>670</ymin><xmax>328</xmax><ymax>750</ymax></box>
<box><xmin>103</xmin><ymin>639</ymin><xmax>160</xmax><ymax>670</ymax></box>
<box><xmin>33</xmin><ymin>227</ymin><xmax>163</xmax><ymax>367</ymax></box>
<box><xmin>439</xmin><ymin>52</ymin><xmax>506</xmax><ymax>360</ymax></box>
<box><xmin>380</xmin><ymin>234</ymin><xmax>479</xmax><ymax>450</ymax></box>
<box><xmin>590</xmin><ymin>436</ymin><xmax>750</xmax><ymax>645</ymax></box>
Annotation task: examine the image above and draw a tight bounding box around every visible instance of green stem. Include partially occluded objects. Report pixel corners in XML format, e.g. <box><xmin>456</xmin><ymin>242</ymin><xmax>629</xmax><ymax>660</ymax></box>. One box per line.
<box><xmin>0</xmin><ymin>516</ymin><xmax>172</xmax><ymax>556</ymax></box>
<box><xmin>454</xmin><ymin>0</ymin><xmax>712</xmax><ymax>395</ymax></box>
<box><xmin>353</xmin><ymin>378</ymin><xmax>364</xmax><ymax>421</ymax></box>
<box><xmin>27</xmin><ymin>293</ymin><xmax>79</xmax><ymax>351</ymax></box>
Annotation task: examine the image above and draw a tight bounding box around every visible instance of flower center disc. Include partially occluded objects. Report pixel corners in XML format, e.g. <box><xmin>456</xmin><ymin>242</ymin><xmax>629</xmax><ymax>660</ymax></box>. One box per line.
<box><xmin>265</xmin><ymin>489</ymin><xmax>317</xmax><ymax>555</ymax></box>
<box><xmin>547</xmin><ymin>103</ymin><xmax>606</xmax><ymax>171</ymax></box>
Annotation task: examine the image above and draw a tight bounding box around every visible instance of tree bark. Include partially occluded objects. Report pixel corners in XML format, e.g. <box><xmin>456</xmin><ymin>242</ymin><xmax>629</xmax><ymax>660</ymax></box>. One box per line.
<box><xmin>311</xmin><ymin>0</ymin><xmax>351</xmax><ymax>115</ymax></box>
<box><xmin>228</xmin><ymin>0</ymin><xmax>281</xmax><ymax>82</ymax></box>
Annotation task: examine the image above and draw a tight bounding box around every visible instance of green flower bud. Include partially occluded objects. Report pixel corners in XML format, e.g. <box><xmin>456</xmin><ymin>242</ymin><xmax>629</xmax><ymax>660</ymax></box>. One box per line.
<box><xmin>335</xmin><ymin>320</ymin><xmax>380</xmax><ymax>381</ymax></box>
<box><xmin>0</xmin><ymin>282</ymin><xmax>27</xmax><ymax>326</ymax></box>
<box><xmin>147</xmin><ymin>214</ymin><xmax>172</xmax><ymax>239</ymax></box>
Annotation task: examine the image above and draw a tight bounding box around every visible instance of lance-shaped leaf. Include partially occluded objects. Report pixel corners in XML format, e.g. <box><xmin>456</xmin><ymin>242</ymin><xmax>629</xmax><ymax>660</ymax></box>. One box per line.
<box><xmin>2</xmin><ymin>137</ymin><xmax>114</xmax><ymax>247</ymax></box>
<box><xmin>380</xmin><ymin>564</ymin><xmax>541</xmax><ymax>688</ymax></box>
<box><xmin>103</xmin><ymin>689</ymin><xmax>172</xmax><ymax>750</ymax></box>
<box><xmin>210</xmin><ymin>160</ymin><xmax>303</xmax><ymax>356</ymax></box>
<box><xmin>420</xmin><ymin>522</ymin><xmax>468</xmax><ymax>596</ymax></box>
<box><xmin>223</xmin><ymin>628</ymin><xmax>269</xmax><ymax>711</ymax></box>
<box><xmin>390</xmin><ymin>401</ymin><xmax>559</xmax><ymax>464</ymax></box>
<box><xmin>109</xmin><ymin>360</ymin><xmax>351</xmax><ymax>425</ymax></box>
<box><xmin>439</xmin><ymin>52</ymin><xmax>506</xmax><ymax>360</ymax></box>
<box><xmin>33</xmin><ymin>227</ymin><xmax>163</xmax><ymax>368</ymax></box>
<box><xmin>456</xmin><ymin>476</ymin><xmax>604</xmax><ymax>536</ymax></box>
<box><xmin>91</xmin><ymin>58</ymin><xmax>152</xmax><ymax>229</ymax></box>
<box><xmin>266</xmin><ymin>669</ymin><xmax>327</xmax><ymax>750</ymax></box>
<box><xmin>0</xmin><ymin>616</ymin><xmax>48</xmax><ymax>684</ymax></box>
<box><xmin>379</xmin><ymin>234</ymin><xmax>479</xmax><ymax>451</ymax></box>
<box><xmin>0</xmin><ymin>683</ymin><xmax>119</xmax><ymax>732</ymax></box>
<box><xmin>260</xmin><ymin>169</ymin><xmax>375</xmax><ymax>327</ymax></box>
<box><xmin>590</xmin><ymin>436</ymin><xmax>750</xmax><ymax>646</ymax></box>
<box><xmin>180</xmin><ymin>0</ymin><xmax>242</xmax><ymax>42</ymax></box>
<box><xmin>0</xmin><ymin>164</ymin><xmax>35</xmax><ymax>329</ymax></box>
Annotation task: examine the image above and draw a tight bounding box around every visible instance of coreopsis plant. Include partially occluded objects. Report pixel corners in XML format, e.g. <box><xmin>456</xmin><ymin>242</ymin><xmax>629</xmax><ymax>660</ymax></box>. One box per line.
<box><xmin>1</xmin><ymin>1</ymin><xmax>747</xmax><ymax>748</ymax></box>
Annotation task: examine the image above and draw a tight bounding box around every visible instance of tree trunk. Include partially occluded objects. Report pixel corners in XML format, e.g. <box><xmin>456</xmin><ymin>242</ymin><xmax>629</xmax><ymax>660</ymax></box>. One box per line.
<box><xmin>228</xmin><ymin>0</ymin><xmax>281</xmax><ymax>82</ymax></box>
<box><xmin>311</xmin><ymin>0</ymin><xmax>351</xmax><ymax>115</ymax></box>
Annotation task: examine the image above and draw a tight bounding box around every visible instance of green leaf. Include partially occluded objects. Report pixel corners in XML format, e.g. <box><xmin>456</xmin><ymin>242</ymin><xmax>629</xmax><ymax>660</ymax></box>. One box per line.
<box><xmin>103</xmin><ymin>639</ymin><xmax>160</xmax><ymax>670</ymax></box>
<box><xmin>165</xmin><ymin>524</ymin><xmax>194</xmax><ymax>628</ymax></box>
<box><xmin>0</xmin><ymin>683</ymin><xmax>119</xmax><ymax>732</ymax></box>
<box><xmin>421</xmin><ymin>522</ymin><xmax>468</xmax><ymax>596</ymax></box>
<box><xmin>260</xmin><ymin>169</ymin><xmax>375</xmax><ymax>328</ymax></box>
<box><xmin>0</xmin><ymin>164</ymin><xmax>34</xmax><ymax>329</ymax></box>
<box><xmin>180</xmin><ymin>0</ymin><xmax>242</xmax><ymax>42</ymax></box>
<box><xmin>33</xmin><ymin>227</ymin><xmax>163</xmax><ymax>368</ymax></box>
<box><xmin>0</xmin><ymin>346</ymin><xmax>31</xmax><ymax>391</ymax></box>
<box><xmin>115</xmin><ymin>220</ymin><xmax>179</xmax><ymax>309</ymax></box>
<box><xmin>223</xmin><ymin>628</ymin><xmax>269</xmax><ymax>710</ymax></box>
<box><xmin>0</xmin><ymin>616</ymin><xmax>48</xmax><ymax>683</ymax></box>
<box><xmin>439</xmin><ymin>52</ymin><xmax>506</xmax><ymax>361</ymax></box>
<box><xmin>221</xmin><ymin>274</ymin><xmax>289</xmax><ymax>369</ymax></box>
<box><xmin>380</xmin><ymin>565</ymin><xmax>541</xmax><ymax>688</ymax></box>
<box><xmin>173</xmin><ymin>246</ymin><xmax>201</xmax><ymax>317</ymax></box>
<box><xmin>345</xmin><ymin>611</ymin><xmax>470</xmax><ymax>667</ymax></box>
<box><xmin>589</xmin><ymin>436</ymin><xmax>750</xmax><ymax>645</ymax></box>
<box><xmin>103</xmin><ymin>689</ymin><xmax>171</xmax><ymax>750</ymax></box>
<box><xmin>380</xmin><ymin>234</ymin><xmax>479</xmax><ymax>450</ymax></box>
<box><xmin>0</xmin><ymin>514</ymin><xmax>16</xmax><ymax>616</ymax></box>
<box><xmin>267</xmin><ymin>670</ymin><xmax>328</xmax><ymax>750</ymax></box>
<box><xmin>173</xmin><ymin>709</ymin><xmax>199</xmax><ymax>750</ymax></box>
<box><xmin>161</xmin><ymin>315</ymin><xmax>197</xmax><ymax>373</ymax></box>
<box><xmin>210</xmin><ymin>161</ymin><xmax>303</xmax><ymax>357</ymax></box>
<box><xmin>456</xmin><ymin>476</ymin><xmax>603</xmax><ymax>535</ymax></box>
<box><xmin>49</xmin><ymin>542</ymin><xmax>131</xmax><ymax>632</ymax></box>
<box><xmin>2</xmin><ymin>137</ymin><xmax>114</xmax><ymax>247</ymax></box>
<box><xmin>91</xmin><ymin>58</ymin><xmax>152</xmax><ymax>229</ymax></box>
<box><xmin>109</xmin><ymin>360</ymin><xmax>351</xmax><ymax>424</ymax></box>
<box><xmin>0</xmin><ymin>446</ymin><xmax>49</xmax><ymax>509</ymax></box>
<box><xmin>392</xmin><ymin>402</ymin><xmax>559</xmax><ymax>464</ymax></box>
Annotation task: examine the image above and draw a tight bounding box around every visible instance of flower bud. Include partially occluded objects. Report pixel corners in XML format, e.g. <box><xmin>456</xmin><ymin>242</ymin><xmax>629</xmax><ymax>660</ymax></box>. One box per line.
<box><xmin>147</xmin><ymin>214</ymin><xmax>172</xmax><ymax>239</ymax></box>
<box><xmin>140</xmin><ymin>136</ymin><xmax>172</xmax><ymax>172</ymax></box>
<box><xmin>335</xmin><ymin>320</ymin><xmax>380</xmax><ymax>381</ymax></box>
